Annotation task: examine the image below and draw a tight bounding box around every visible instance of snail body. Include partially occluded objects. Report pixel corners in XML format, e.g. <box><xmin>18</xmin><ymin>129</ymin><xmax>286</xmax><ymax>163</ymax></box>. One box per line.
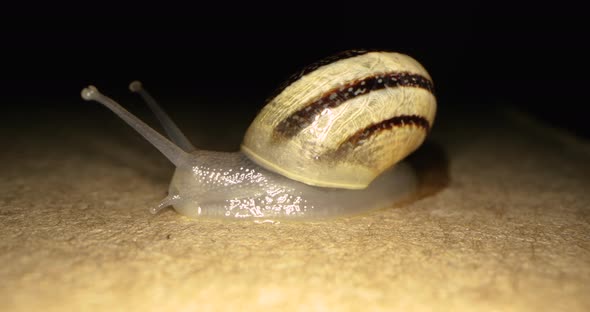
<box><xmin>81</xmin><ymin>50</ymin><xmax>436</xmax><ymax>220</ymax></box>
<box><xmin>167</xmin><ymin>150</ymin><xmax>417</xmax><ymax>219</ymax></box>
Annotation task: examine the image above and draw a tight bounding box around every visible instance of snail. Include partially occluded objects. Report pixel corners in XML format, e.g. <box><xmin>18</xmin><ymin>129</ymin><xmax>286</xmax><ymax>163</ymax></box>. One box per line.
<box><xmin>80</xmin><ymin>50</ymin><xmax>436</xmax><ymax>220</ymax></box>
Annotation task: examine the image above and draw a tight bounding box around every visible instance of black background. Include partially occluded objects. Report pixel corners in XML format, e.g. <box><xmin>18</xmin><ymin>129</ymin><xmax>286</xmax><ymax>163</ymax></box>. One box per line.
<box><xmin>2</xmin><ymin>5</ymin><xmax>588</xmax><ymax>139</ymax></box>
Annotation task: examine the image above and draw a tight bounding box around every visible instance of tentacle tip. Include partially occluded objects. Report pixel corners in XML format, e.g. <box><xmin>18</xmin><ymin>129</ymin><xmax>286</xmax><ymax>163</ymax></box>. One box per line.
<box><xmin>129</xmin><ymin>81</ymin><xmax>143</xmax><ymax>93</ymax></box>
<box><xmin>150</xmin><ymin>202</ymin><xmax>170</xmax><ymax>215</ymax></box>
<box><xmin>81</xmin><ymin>85</ymin><xmax>99</xmax><ymax>101</ymax></box>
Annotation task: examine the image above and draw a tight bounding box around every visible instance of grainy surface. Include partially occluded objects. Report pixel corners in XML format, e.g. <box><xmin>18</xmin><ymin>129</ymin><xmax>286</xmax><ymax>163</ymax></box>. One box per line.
<box><xmin>1</xmin><ymin>103</ymin><xmax>589</xmax><ymax>312</ymax></box>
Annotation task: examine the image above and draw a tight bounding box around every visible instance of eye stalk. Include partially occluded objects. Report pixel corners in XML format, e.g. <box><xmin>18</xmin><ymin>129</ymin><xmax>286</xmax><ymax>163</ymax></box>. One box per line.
<box><xmin>80</xmin><ymin>84</ymin><xmax>192</xmax><ymax>168</ymax></box>
<box><xmin>128</xmin><ymin>81</ymin><xmax>195</xmax><ymax>152</ymax></box>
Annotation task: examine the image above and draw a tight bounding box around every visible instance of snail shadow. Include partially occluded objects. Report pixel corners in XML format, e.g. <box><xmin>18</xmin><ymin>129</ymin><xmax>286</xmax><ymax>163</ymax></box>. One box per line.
<box><xmin>73</xmin><ymin>131</ymin><xmax>174</xmax><ymax>187</ymax></box>
<box><xmin>406</xmin><ymin>140</ymin><xmax>451</xmax><ymax>199</ymax></box>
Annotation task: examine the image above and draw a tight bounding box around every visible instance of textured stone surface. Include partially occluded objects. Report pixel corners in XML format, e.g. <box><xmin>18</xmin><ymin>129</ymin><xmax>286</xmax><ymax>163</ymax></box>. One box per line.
<box><xmin>1</xmin><ymin>104</ymin><xmax>589</xmax><ymax>311</ymax></box>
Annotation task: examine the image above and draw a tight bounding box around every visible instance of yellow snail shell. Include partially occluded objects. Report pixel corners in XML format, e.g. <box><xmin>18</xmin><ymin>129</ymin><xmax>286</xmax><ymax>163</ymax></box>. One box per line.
<box><xmin>242</xmin><ymin>50</ymin><xmax>436</xmax><ymax>189</ymax></box>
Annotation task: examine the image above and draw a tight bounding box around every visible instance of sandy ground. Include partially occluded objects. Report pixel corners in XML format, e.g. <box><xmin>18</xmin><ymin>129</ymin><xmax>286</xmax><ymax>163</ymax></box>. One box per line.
<box><xmin>1</xmin><ymin>104</ymin><xmax>589</xmax><ymax>311</ymax></box>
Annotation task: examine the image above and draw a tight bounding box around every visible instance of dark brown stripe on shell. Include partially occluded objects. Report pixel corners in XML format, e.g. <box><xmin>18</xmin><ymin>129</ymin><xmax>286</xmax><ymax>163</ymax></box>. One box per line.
<box><xmin>329</xmin><ymin>115</ymin><xmax>430</xmax><ymax>157</ymax></box>
<box><xmin>274</xmin><ymin>72</ymin><xmax>434</xmax><ymax>138</ymax></box>
<box><xmin>265</xmin><ymin>49</ymin><xmax>373</xmax><ymax>104</ymax></box>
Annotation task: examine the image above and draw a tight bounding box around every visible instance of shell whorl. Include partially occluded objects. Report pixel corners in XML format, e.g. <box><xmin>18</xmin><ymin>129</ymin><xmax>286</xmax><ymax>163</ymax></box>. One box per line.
<box><xmin>241</xmin><ymin>51</ymin><xmax>436</xmax><ymax>189</ymax></box>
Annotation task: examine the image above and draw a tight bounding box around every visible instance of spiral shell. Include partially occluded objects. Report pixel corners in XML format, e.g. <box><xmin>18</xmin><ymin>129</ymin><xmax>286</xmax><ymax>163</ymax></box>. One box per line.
<box><xmin>241</xmin><ymin>50</ymin><xmax>436</xmax><ymax>189</ymax></box>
